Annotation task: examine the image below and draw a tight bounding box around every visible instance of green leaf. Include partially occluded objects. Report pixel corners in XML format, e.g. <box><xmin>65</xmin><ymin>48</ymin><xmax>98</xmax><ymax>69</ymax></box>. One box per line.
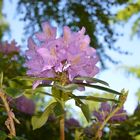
<box><xmin>4</xmin><ymin>87</ymin><xmax>23</xmax><ymax>98</ymax></box>
<box><xmin>31</xmin><ymin>101</ymin><xmax>57</xmax><ymax>130</ymax></box>
<box><xmin>54</xmin><ymin>83</ymin><xmax>78</xmax><ymax>92</ymax></box>
<box><xmin>13</xmin><ymin>76</ymin><xmax>57</xmax><ymax>81</ymax></box>
<box><xmin>80</xmin><ymin>103</ymin><xmax>90</xmax><ymax>122</ymax></box>
<box><xmin>76</xmin><ymin>83</ymin><xmax>121</xmax><ymax>95</ymax></box>
<box><xmin>76</xmin><ymin>95</ymin><xmax>118</xmax><ymax>102</ymax></box>
<box><xmin>52</xmin><ymin>87</ymin><xmax>62</xmax><ymax>100</ymax></box>
<box><xmin>0</xmin><ymin>131</ymin><xmax>7</xmax><ymax>140</ymax></box>
<box><xmin>52</xmin><ymin>86</ymin><xmax>70</xmax><ymax>101</ymax></box>
<box><xmin>75</xmin><ymin>99</ymin><xmax>90</xmax><ymax>122</ymax></box>
<box><xmin>64</xmin><ymin>84</ymin><xmax>79</xmax><ymax>90</ymax></box>
<box><xmin>53</xmin><ymin>102</ymin><xmax>64</xmax><ymax>117</ymax></box>
<box><xmin>75</xmin><ymin>77</ymin><xmax>109</xmax><ymax>86</ymax></box>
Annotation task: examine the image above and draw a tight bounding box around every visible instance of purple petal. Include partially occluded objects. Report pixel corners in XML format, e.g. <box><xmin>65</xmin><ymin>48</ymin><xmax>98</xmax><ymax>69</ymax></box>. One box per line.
<box><xmin>35</xmin><ymin>32</ymin><xmax>47</xmax><ymax>42</ymax></box>
<box><xmin>63</xmin><ymin>26</ymin><xmax>71</xmax><ymax>44</ymax></box>
<box><xmin>100</xmin><ymin>102</ymin><xmax>111</xmax><ymax>112</ymax></box>
<box><xmin>93</xmin><ymin>111</ymin><xmax>104</xmax><ymax>122</ymax></box>
<box><xmin>33</xmin><ymin>80</ymin><xmax>42</xmax><ymax>89</ymax></box>
<box><xmin>16</xmin><ymin>96</ymin><xmax>35</xmax><ymax>115</ymax></box>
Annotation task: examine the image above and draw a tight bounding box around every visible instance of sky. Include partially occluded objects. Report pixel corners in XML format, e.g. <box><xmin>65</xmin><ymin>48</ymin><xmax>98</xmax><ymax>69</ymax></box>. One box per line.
<box><xmin>2</xmin><ymin>0</ymin><xmax>140</xmax><ymax>114</ymax></box>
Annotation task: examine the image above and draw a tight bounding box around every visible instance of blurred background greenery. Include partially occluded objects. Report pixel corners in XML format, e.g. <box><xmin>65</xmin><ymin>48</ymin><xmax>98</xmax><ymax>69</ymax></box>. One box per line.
<box><xmin>0</xmin><ymin>0</ymin><xmax>140</xmax><ymax>139</ymax></box>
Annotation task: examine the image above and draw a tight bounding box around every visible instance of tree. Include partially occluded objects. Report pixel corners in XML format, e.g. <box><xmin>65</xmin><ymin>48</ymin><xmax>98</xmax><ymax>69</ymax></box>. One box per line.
<box><xmin>0</xmin><ymin>0</ymin><xmax>9</xmax><ymax>40</ymax></box>
<box><xmin>116</xmin><ymin>0</ymin><xmax>140</xmax><ymax>38</ymax></box>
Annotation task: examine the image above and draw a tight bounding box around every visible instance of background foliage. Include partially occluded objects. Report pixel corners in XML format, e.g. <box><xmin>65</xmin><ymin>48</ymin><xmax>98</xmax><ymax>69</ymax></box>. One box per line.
<box><xmin>0</xmin><ymin>0</ymin><xmax>8</xmax><ymax>40</ymax></box>
<box><xmin>0</xmin><ymin>0</ymin><xmax>140</xmax><ymax>140</ymax></box>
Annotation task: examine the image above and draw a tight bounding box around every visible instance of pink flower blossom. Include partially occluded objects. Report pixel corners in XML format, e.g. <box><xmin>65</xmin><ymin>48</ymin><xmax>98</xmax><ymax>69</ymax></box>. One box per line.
<box><xmin>25</xmin><ymin>22</ymin><xmax>99</xmax><ymax>89</ymax></box>
<box><xmin>16</xmin><ymin>96</ymin><xmax>35</xmax><ymax>115</ymax></box>
<box><xmin>0</xmin><ymin>40</ymin><xmax>19</xmax><ymax>55</ymax></box>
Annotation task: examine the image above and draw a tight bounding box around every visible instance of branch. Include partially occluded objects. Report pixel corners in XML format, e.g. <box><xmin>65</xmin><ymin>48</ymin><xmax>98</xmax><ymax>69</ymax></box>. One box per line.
<box><xmin>0</xmin><ymin>89</ymin><xmax>19</xmax><ymax>138</ymax></box>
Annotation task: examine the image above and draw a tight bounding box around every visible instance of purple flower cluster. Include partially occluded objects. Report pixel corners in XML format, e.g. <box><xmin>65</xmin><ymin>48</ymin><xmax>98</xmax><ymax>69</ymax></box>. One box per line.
<box><xmin>93</xmin><ymin>102</ymin><xmax>127</xmax><ymax>123</ymax></box>
<box><xmin>25</xmin><ymin>22</ymin><xmax>99</xmax><ymax>89</ymax></box>
<box><xmin>0</xmin><ymin>40</ymin><xmax>19</xmax><ymax>55</ymax></box>
<box><xmin>65</xmin><ymin>118</ymin><xmax>80</xmax><ymax>129</ymax></box>
<box><xmin>16</xmin><ymin>96</ymin><xmax>35</xmax><ymax>115</ymax></box>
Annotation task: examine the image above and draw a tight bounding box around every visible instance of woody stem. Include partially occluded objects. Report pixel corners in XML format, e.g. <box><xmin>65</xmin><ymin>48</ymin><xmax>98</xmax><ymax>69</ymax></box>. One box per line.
<box><xmin>0</xmin><ymin>90</ymin><xmax>16</xmax><ymax>138</ymax></box>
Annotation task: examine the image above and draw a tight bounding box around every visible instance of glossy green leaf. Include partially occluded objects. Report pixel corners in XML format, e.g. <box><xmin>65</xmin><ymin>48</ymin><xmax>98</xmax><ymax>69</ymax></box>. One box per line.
<box><xmin>75</xmin><ymin>99</ymin><xmax>90</xmax><ymax>122</ymax></box>
<box><xmin>76</xmin><ymin>83</ymin><xmax>121</xmax><ymax>95</ymax></box>
<box><xmin>31</xmin><ymin>101</ymin><xmax>57</xmax><ymax>130</ymax></box>
<box><xmin>54</xmin><ymin>83</ymin><xmax>78</xmax><ymax>92</ymax></box>
<box><xmin>81</xmin><ymin>103</ymin><xmax>90</xmax><ymax>122</ymax></box>
<box><xmin>76</xmin><ymin>95</ymin><xmax>118</xmax><ymax>102</ymax></box>
<box><xmin>4</xmin><ymin>87</ymin><xmax>23</xmax><ymax>98</ymax></box>
<box><xmin>0</xmin><ymin>131</ymin><xmax>7</xmax><ymax>140</ymax></box>
<box><xmin>75</xmin><ymin>77</ymin><xmax>109</xmax><ymax>86</ymax></box>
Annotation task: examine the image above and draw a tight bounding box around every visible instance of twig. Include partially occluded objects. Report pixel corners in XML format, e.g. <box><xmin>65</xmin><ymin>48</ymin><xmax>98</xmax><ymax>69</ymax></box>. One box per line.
<box><xmin>0</xmin><ymin>90</ymin><xmax>16</xmax><ymax>138</ymax></box>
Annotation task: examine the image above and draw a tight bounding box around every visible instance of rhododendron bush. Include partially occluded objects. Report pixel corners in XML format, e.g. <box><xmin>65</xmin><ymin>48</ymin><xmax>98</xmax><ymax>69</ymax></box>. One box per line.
<box><xmin>0</xmin><ymin>23</ymin><xmax>128</xmax><ymax>140</ymax></box>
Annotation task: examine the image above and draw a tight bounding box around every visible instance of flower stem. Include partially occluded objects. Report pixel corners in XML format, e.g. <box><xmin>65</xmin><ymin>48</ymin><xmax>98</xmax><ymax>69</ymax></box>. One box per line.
<box><xmin>60</xmin><ymin>114</ymin><xmax>65</xmax><ymax>140</ymax></box>
<box><xmin>0</xmin><ymin>89</ymin><xmax>16</xmax><ymax>138</ymax></box>
<box><xmin>60</xmin><ymin>96</ymin><xmax>65</xmax><ymax>140</ymax></box>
